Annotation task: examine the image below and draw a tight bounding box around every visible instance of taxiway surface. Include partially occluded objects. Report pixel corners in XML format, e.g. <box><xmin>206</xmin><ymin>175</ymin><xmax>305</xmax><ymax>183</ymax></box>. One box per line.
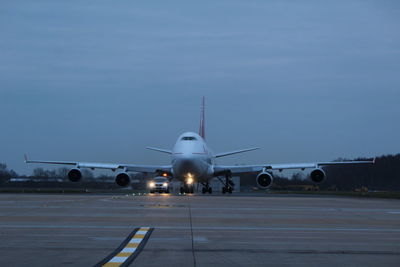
<box><xmin>0</xmin><ymin>193</ymin><xmax>399</xmax><ymax>266</ymax></box>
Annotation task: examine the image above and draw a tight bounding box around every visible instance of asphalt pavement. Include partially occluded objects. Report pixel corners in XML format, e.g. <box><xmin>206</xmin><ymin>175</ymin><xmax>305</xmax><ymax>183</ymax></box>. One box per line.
<box><xmin>0</xmin><ymin>193</ymin><xmax>399</xmax><ymax>266</ymax></box>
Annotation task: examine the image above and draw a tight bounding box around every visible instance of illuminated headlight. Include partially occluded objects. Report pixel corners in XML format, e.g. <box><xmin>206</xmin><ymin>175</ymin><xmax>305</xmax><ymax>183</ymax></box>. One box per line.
<box><xmin>149</xmin><ymin>182</ymin><xmax>155</xmax><ymax>188</ymax></box>
<box><xmin>187</xmin><ymin>177</ymin><xmax>193</xmax><ymax>184</ymax></box>
<box><xmin>163</xmin><ymin>183</ymin><xmax>168</xmax><ymax>187</ymax></box>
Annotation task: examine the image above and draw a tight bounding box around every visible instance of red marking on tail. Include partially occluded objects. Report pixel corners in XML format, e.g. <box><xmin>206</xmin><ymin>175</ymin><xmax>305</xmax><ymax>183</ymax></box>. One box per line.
<box><xmin>199</xmin><ymin>96</ymin><xmax>205</xmax><ymax>139</ymax></box>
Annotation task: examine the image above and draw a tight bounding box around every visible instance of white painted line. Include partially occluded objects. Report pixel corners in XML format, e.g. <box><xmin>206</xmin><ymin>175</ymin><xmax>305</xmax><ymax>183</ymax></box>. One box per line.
<box><xmin>4</xmin><ymin>205</ymin><xmax>399</xmax><ymax>215</ymax></box>
<box><xmin>3</xmin><ymin>225</ymin><xmax>400</xmax><ymax>232</ymax></box>
<box><xmin>388</xmin><ymin>211</ymin><xmax>400</xmax><ymax>214</ymax></box>
<box><xmin>129</xmin><ymin>238</ymin><xmax>143</xmax><ymax>243</ymax></box>
<box><xmin>136</xmin><ymin>230</ymin><xmax>148</xmax><ymax>235</ymax></box>
<box><xmin>121</xmin><ymin>247</ymin><xmax>137</xmax><ymax>253</ymax></box>
<box><xmin>109</xmin><ymin>256</ymin><xmax>128</xmax><ymax>263</ymax></box>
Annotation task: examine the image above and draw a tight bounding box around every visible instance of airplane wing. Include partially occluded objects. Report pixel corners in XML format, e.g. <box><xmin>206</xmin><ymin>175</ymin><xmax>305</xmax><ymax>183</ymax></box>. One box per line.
<box><xmin>123</xmin><ymin>164</ymin><xmax>172</xmax><ymax>173</ymax></box>
<box><xmin>214</xmin><ymin>159</ymin><xmax>375</xmax><ymax>175</ymax></box>
<box><xmin>24</xmin><ymin>155</ymin><xmax>171</xmax><ymax>173</ymax></box>
<box><xmin>213</xmin><ymin>147</ymin><xmax>260</xmax><ymax>158</ymax></box>
<box><xmin>146</xmin><ymin>147</ymin><xmax>173</xmax><ymax>154</ymax></box>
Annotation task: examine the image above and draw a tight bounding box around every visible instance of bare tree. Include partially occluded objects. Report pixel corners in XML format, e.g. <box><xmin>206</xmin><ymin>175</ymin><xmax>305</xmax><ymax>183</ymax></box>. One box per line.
<box><xmin>56</xmin><ymin>168</ymin><xmax>69</xmax><ymax>179</ymax></box>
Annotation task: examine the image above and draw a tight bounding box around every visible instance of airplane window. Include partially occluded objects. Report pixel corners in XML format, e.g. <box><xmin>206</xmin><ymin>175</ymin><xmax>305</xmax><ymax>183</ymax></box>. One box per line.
<box><xmin>181</xmin><ymin>136</ymin><xmax>197</xmax><ymax>141</ymax></box>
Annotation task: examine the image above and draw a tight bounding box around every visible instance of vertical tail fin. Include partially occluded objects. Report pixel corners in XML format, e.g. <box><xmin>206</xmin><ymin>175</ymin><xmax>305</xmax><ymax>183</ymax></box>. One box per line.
<box><xmin>199</xmin><ymin>96</ymin><xmax>205</xmax><ymax>139</ymax></box>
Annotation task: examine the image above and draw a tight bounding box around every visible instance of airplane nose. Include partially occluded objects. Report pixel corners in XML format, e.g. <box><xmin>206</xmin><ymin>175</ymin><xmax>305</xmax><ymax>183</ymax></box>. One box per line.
<box><xmin>179</xmin><ymin>159</ymin><xmax>195</xmax><ymax>171</ymax></box>
<box><xmin>175</xmin><ymin>157</ymin><xmax>199</xmax><ymax>176</ymax></box>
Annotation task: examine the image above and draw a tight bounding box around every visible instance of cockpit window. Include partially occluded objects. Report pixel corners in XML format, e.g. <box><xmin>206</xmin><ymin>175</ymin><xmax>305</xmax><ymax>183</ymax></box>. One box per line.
<box><xmin>181</xmin><ymin>136</ymin><xmax>197</xmax><ymax>141</ymax></box>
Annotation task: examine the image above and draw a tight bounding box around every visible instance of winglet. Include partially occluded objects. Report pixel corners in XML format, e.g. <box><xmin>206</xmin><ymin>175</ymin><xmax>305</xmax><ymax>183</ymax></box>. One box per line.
<box><xmin>24</xmin><ymin>153</ymin><xmax>28</xmax><ymax>163</ymax></box>
<box><xmin>372</xmin><ymin>157</ymin><xmax>376</xmax><ymax>164</ymax></box>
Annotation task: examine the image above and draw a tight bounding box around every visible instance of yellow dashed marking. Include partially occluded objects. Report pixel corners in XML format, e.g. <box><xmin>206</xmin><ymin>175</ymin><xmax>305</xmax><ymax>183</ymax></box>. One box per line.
<box><xmin>116</xmin><ymin>252</ymin><xmax>132</xmax><ymax>257</ymax></box>
<box><xmin>103</xmin><ymin>263</ymin><xmax>121</xmax><ymax>267</ymax></box>
<box><xmin>100</xmin><ymin>227</ymin><xmax>152</xmax><ymax>267</ymax></box>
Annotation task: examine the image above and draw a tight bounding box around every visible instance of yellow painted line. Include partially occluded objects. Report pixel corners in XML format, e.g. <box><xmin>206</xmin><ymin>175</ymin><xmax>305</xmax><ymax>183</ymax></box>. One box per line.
<box><xmin>116</xmin><ymin>252</ymin><xmax>132</xmax><ymax>257</ymax></box>
<box><xmin>103</xmin><ymin>262</ymin><xmax>121</xmax><ymax>267</ymax></box>
<box><xmin>100</xmin><ymin>227</ymin><xmax>152</xmax><ymax>267</ymax></box>
<box><xmin>126</xmin><ymin>243</ymin><xmax>139</xmax><ymax>248</ymax></box>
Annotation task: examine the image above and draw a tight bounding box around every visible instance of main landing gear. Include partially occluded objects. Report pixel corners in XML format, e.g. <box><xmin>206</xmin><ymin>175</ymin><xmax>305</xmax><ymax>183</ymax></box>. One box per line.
<box><xmin>219</xmin><ymin>172</ymin><xmax>234</xmax><ymax>194</ymax></box>
<box><xmin>201</xmin><ymin>182</ymin><xmax>212</xmax><ymax>194</ymax></box>
<box><xmin>222</xmin><ymin>186</ymin><xmax>233</xmax><ymax>194</ymax></box>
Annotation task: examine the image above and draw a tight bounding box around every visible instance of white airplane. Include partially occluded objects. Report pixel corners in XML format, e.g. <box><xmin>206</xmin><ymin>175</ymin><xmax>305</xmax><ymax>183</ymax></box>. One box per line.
<box><xmin>25</xmin><ymin>97</ymin><xmax>374</xmax><ymax>194</ymax></box>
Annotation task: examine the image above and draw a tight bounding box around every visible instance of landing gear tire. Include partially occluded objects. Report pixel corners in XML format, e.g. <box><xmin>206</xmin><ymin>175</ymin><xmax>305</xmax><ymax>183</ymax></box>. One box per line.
<box><xmin>222</xmin><ymin>186</ymin><xmax>233</xmax><ymax>194</ymax></box>
<box><xmin>202</xmin><ymin>185</ymin><xmax>212</xmax><ymax>194</ymax></box>
<box><xmin>221</xmin><ymin>172</ymin><xmax>234</xmax><ymax>194</ymax></box>
<box><xmin>182</xmin><ymin>184</ymin><xmax>194</xmax><ymax>194</ymax></box>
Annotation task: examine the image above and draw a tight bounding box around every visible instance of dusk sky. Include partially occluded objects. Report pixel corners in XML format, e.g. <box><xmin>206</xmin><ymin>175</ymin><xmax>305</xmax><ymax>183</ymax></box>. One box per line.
<box><xmin>1</xmin><ymin>1</ymin><xmax>399</xmax><ymax>175</ymax></box>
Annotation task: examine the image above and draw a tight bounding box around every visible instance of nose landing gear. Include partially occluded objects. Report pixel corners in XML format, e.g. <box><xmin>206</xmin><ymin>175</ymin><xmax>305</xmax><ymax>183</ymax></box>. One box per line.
<box><xmin>180</xmin><ymin>184</ymin><xmax>194</xmax><ymax>194</ymax></box>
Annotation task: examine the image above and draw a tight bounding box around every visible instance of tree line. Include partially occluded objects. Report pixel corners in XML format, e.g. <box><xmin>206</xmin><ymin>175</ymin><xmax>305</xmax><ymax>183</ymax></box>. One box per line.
<box><xmin>239</xmin><ymin>154</ymin><xmax>400</xmax><ymax>191</ymax></box>
<box><xmin>323</xmin><ymin>154</ymin><xmax>400</xmax><ymax>191</ymax></box>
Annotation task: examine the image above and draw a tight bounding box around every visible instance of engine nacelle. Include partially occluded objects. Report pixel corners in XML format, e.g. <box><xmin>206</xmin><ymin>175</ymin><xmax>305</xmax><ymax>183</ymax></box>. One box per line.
<box><xmin>256</xmin><ymin>172</ymin><xmax>274</xmax><ymax>189</ymax></box>
<box><xmin>68</xmin><ymin>168</ymin><xmax>82</xmax><ymax>182</ymax></box>
<box><xmin>115</xmin><ymin>172</ymin><xmax>130</xmax><ymax>187</ymax></box>
<box><xmin>310</xmin><ymin>168</ymin><xmax>326</xmax><ymax>183</ymax></box>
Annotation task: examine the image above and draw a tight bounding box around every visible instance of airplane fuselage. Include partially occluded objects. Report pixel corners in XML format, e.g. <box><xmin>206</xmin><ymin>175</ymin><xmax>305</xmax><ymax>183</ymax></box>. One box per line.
<box><xmin>171</xmin><ymin>132</ymin><xmax>214</xmax><ymax>184</ymax></box>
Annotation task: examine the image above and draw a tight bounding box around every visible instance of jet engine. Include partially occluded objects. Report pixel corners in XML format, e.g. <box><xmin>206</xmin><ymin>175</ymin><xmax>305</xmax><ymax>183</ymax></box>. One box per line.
<box><xmin>68</xmin><ymin>168</ymin><xmax>82</xmax><ymax>182</ymax></box>
<box><xmin>310</xmin><ymin>168</ymin><xmax>326</xmax><ymax>183</ymax></box>
<box><xmin>115</xmin><ymin>172</ymin><xmax>130</xmax><ymax>187</ymax></box>
<box><xmin>256</xmin><ymin>172</ymin><xmax>274</xmax><ymax>189</ymax></box>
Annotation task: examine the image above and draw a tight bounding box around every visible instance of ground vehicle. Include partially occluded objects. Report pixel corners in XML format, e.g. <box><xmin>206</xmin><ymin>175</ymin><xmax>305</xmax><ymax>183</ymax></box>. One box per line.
<box><xmin>149</xmin><ymin>177</ymin><xmax>170</xmax><ymax>193</ymax></box>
